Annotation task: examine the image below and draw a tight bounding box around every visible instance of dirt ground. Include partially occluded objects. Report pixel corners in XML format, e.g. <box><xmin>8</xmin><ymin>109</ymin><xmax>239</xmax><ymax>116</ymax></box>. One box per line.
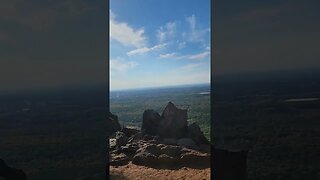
<box><xmin>109</xmin><ymin>162</ymin><xmax>211</xmax><ymax>180</ymax></box>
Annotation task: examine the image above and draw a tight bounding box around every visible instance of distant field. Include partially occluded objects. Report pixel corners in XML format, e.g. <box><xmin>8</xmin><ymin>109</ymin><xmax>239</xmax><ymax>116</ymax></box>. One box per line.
<box><xmin>110</xmin><ymin>84</ymin><xmax>211</xmax><ymax>140</ymax></box>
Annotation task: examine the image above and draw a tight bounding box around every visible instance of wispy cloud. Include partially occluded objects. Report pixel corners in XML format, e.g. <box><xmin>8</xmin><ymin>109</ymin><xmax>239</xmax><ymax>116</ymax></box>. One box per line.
<box><xmin>157</xmin><ymin>22</ymin><xmax>177</xmax><ymax>43</ymax></box>
<box><xmin>183</xmin><ymin>14</ymin><xmax>209</xmax><ymax>44</ymax></box>
<box><xmin>179</xmin><ymin>62</ymin><xmax>205</xmax><ymax>71</ymax></box>
<box><xmin>127</xmin><ymin>43</ymin><xmax>166</xmax><ymax>56</ymax></box>
<box><xmin>161</xmin><ymin>51</ymin><xmax>210</xmax><ymax>60</ymax></box>
<box><xmin>178</xmin><ymin>41</ymin><xmax>186</xmax><ymax>49</ymax></box>
<box><xmin>110</xmin><ymin>11</ymin><xmax>147</xmax><ymax>48</ymax></box>
<box><xmin>188</xmin><ymin>51</ymin><xmax>210</xmax><ymax>60</ymax></box>
<box><xmin>110</xmin><ymin>58</ymin><xmax>138</xmax><ymax>74</ymax></box>
<box><xmin>159</xmin><ymin>53</ymin><xmax>177</xmax><ymax>59</ymax></box>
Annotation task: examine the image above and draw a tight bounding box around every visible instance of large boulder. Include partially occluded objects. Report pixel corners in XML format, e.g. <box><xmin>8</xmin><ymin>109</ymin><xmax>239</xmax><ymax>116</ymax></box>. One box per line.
<box><xmin>162</xmin><ymin>138</ymin><xmax>177</xmax><ymax>145</ymax></box>
<box><xmin>141</xmin><ymin>109</ymin><xmax>161</xmax><ymax>135</ymax></box>
<box><xmin>109</xmin><ymin>153</ymin><xmax>130</xmax><ymax>166</ymax></box>
<box><xmin>115</xmin><ymin>131</ymin><xmax>128</xmax><ymax>147</ymax></box>
<box><xmin>121</xmin><ymin>127</ymin><xmax>139</xmax><ymax>137</ymax></box>
<box><xmin>132</xmin><ymin>152</ymin><xmax>158</xmax><ymax>166</ymax></box>
<box><xmin>118</xmin><ymin>143</ymin><xmax>139</xmax><ymax>154</ymax></box>
<box><xmin>109</xmin><ymin>138</ymin><xmax>117</xmax><ymax>150</ymax></box>
<box><xmin>177</xmin><ymin>138</ymin><xmax>198</xmax><ymax>150</ymax></box>
<box><xmin>127</xmin><ymin>132</ymin><xmax>143</xmax><ymax>143</ymax></box>
<box><xmin>108</xmin><ymin>112</ymin><xmax>121</xmax><ymax>133</ymax></box>
<box><xmin>188</xmin><ymin>122</ymin><xmax>210</xmax><ymax>145</ymax></box>
<box><xmin>144</xmin><ymin>144</ymin><xmax>161</xmax><ymax>156</ymax></box>
<box><xmin>157</xmin><ymin>154</ymin><xmax>178</xmax><ymax>166</ymax></box>
<box><xmin>160</xmin><ymin>145</ymin><xmax>182</xmax><ymax>157</ymax></box>
<box><xmin>180</xmin><ymin>151</ymin><xmax>210</xmax><ymax>168</ymax></box>
<box><xmin>158</xmin><ymin>102</ymin><xmax>188</xmax><ymax>138</ymax></box>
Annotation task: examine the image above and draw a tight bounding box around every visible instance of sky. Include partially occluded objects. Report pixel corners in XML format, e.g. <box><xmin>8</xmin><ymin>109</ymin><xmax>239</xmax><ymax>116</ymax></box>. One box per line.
<box><xmin>109</xmin><ymin>0</ymin><xmax>211</xmax><ymax>91</ymax></box>
<box><xmin>0</xmin><ymin>0</ymin><xmax>107</xmax><ymax>93</ymax></box>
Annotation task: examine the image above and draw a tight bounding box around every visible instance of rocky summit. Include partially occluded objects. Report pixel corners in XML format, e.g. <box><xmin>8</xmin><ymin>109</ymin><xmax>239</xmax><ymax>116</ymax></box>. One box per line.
<box><xmin>109</xmin><ymin>102</ymin><xmax>210</xmax><ymax>169</ymax></box>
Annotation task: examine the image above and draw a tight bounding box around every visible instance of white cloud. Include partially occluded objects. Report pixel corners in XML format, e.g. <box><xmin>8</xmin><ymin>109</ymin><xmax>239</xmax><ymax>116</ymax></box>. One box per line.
<box><xmin>161</xmin><ymin>51</ymin><xmax>210</xmax><ymax>60</ymax></box>
<box><xmin>157</xmin><ymin>22</ymin><xmax>176</xmax><ymax>43</ymax></box>
<box><xmin>110</xmin><ymin>10</ymin><xmax>115</xmax><ymax>19</ymax></box>
<box><xmin>179</xmin><ymin>63</ymin><xmax>205</xmax><ymax>71</ymax></box>
<box><xmin>110</xmin><ymin>11</ymin><xmax>147</xmax><ymax>48</ymax></box>
<box><xmin>188</xmin><ymin>51</ymin><xmax>210</xmax><ymax>60</ymax></box>
<box><xmin>187</xmin><ymin>15</ymin><xmax>196</xmax><ymax>30</ymax></box>
<box><xmin>159</xmin><ymin>53</ymin><xmax>177</xmax><ymax>59</ymax></box>
<box><xmin>183</xmin><ymin>14</ymin><xmax>209</xmax><ymax>43</ymax></box>
<box><xmin>178</xmin><ymin>41</ymin><xmax>186</xmax><ymax>49</ymax></box>
<box><xmin>110</xmin><ymin>58</ymin><xmax>138</xmax><ymax>74</ymax></box>
<box><xmin>127</xmin><ymin>43</ymin><xmax>166</xmax><ymax>56</ymax></box>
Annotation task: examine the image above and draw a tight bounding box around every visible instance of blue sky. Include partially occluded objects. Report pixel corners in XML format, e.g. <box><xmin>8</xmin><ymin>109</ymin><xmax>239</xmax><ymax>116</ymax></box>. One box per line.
<box><xmin>110</xmin><ymin>0</ymin><xmax>211</xmax><ymax>91</ymax></box>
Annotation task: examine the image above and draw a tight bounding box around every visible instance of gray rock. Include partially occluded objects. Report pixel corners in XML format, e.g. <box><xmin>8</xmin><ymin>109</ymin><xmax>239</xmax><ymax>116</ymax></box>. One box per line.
<box><xmin>158</xmin><ymin>154</ymin><xmax>176</xmax><ymax>164</ymax></box>
<box><xmin>141</xmin><ymin>109</ymin><xmax>161</xmax><ymax>135</ymax></box>
<box><xmin>177</xmin><ymin>138</ymin><xmax>198</xmax><ymax>150</ymax></box>
<box><xmin>156</xmin><ymin>144</ymin><xmax>166</xmax><ymax>149</ymax></box>
<box><xmin>160</xmin><ymin>145</ymin><xmax>182</xmax><ymax>157</ymax></box>
<box><xmin>119</xmin><ymin>143</ymin><xmax>139</xmax><ymax>154</ymax></box>
<box><xmin>187</xmin><ymin>122</ymin><xmax>210</xmax><ymax>145</ymax></box>
<box><xmin>121</xmin><ymin>127</ymin><xmax>140</xmax><ymax>137</ymax></box>
<box><xmin>108</xmin><ymin>112</ymin><xmax>121</xmax><ymax>133</ymax></box>
<box><xmin>132</xmin><ymin>152</ymin><xmax>157</xmax><ymax>166</ymax></box>
<box><xmin>162</xmin><ymin>138</ymin><xmax>177</xmax><ymax>145</ymax></box>
<box><xmin>109</xmin><ymin>138</ymin><xmax>117</xmax><ymax>149</ymax></box>
<box><xmin>145</xmin><ymin>144</ymin><xmax>161</xmax><ymax>156</ymax></box>
<box><xmin>158</xmin><ymin>102</ymin><xmax>188</xmax><ymax>138</ymax></box>
<box><xmin>141</xmin><ymin>102</ymin><xmax>188</xmax><ymax>139</ymax></box>
<box><xmin>180</xmin><ymin>151</ymin><xmax>210</xmax><ymax>168</ymax></box>
<box><xmin>128</xmin><ymin>132</ymin><xmax>143</xmax><ymax>143</ymax></box>
<box><xmin>115</xmin><ymin>131</ymin><xmax>128</xmax><ymax>147</ymax></box>
<box><xmin>143</xmin><ymin>134</ymin><xmax>153</xmax><ymax>141</ymax></box>
<box><xmin>109</xmin><ymin>153</ymin><xmax>129</xmax><ymax>166</ymax></box>
<box><xmin>199</xmin><ymin>144</ymin><xmax>211</xmax><ymax>153</ymax></box>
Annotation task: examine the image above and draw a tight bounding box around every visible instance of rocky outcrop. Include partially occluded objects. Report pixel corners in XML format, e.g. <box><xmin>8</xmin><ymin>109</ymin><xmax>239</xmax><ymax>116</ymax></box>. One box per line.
<box><xmin>108</xmin><ymin>112</ymin><xmax>121</xmax><ymax>134</ymax></box>
<box><xmin>109</xmin><ymin>102</ymin><xmax>211</xmax><ymax>169</ymax></box>
<box><xmin>142</xmin><ymin>110</ymin><xmax>161</xmax><ymax>135</ymax></box>
<box><xmin>177</xmin><ymin>138</ymin><xmax>198</xmax><ymax>150</ymax></box>
<box><xmin>109</xmin><ymin>128</ymin><xmax>211</xmax><ymax>168</ymax></box>
<box><xmin>188</xmin><ymin>122</ymin><xmax>210</xmax><ymax>145</ymax></box>
<box><xmin>121</xmin><ymin>127</ymin><xmax>140</xmax><ymax>137</ymax></box>
<box><xmin>109</xmin><ymin>153</ymin><xmax>130</xmax><ymax>166</ymax></box>
<box><xmin>158</xmin><ymin>102</ymin><xmax>188</xmax><ymax>138</ymax></box>
<box><xmin>141</xmin><ymin>102</ymin><xmax>210</xmax><ymax>151</ymax></box>
<box><xmin>115</xmin><ymin>131</ymin><xmax>128</xmax><ymax>147</ymax></box>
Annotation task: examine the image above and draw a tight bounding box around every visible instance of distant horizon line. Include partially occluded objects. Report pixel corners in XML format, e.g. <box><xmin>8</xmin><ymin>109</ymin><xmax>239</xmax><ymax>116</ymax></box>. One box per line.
<box><xmin>3</xmin><ymin>67</ymin><xmax>320</xmax><ymax>95</ymax></box>
<box><xmin>110</xmin><ymin>82</ymin><xmax>210</xmax><ymax>92</ymax></box>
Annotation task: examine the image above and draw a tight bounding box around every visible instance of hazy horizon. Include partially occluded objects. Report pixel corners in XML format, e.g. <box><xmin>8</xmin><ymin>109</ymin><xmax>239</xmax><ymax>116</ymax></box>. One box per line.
<box><xmin>110</xmin><ymin>82</ymin><xmax>210</xmax><ymax>92</ymax></box>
